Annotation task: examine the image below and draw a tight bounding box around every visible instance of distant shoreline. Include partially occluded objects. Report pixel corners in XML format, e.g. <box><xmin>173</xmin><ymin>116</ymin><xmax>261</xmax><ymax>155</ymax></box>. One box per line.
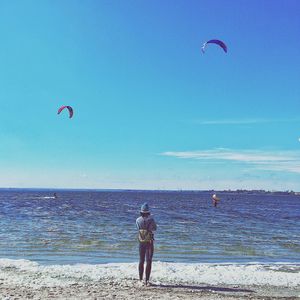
<box><xmin>0</xmin><ymin>187</ymin><xmax>299</xmax><ymax>195</ymax></box>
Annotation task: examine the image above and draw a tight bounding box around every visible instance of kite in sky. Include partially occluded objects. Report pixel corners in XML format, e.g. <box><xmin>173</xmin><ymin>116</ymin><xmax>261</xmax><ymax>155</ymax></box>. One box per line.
<box><xmin>201</xmin><ymin>39</ymin><xmax>227</xmax><ymax>53</ymax></box>
<box><xmin>57</xmin><ymin>106</ymin><xmax>73</xmax><ymax>118</ymax></box>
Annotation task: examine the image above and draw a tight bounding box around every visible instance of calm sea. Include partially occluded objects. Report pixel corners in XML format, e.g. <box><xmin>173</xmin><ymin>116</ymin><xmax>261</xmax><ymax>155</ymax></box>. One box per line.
<box><xmin>0</xmin><ymin>189</ymin><xmax>299</xmax><ymax>265</ymax></box>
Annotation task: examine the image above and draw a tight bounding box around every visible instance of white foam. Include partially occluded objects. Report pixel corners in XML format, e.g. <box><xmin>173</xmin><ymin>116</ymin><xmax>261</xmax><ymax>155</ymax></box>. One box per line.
<box><xmin>0</xmin><ymin>259</ymin><xmax>299</xmax><ymax>288</ymax></box>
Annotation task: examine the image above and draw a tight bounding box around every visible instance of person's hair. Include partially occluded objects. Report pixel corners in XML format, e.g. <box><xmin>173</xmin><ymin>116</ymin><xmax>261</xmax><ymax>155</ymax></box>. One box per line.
<box><xmin>140</xmin><ymin>212</ymin><xmax>150</xmax><ymax>217</ymax></box>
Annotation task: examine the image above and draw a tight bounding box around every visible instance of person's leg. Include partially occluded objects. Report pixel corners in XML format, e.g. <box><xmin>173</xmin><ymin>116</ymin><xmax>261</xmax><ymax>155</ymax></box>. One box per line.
<box><xmin>139</xmin><ymin>243</ymin><xmax>146</xmax><ymax>280</ymax></box>
<box><xmin>145</xmin><ymin>242</ymin><xmax>154</xmax><ymax>283</ymax></box>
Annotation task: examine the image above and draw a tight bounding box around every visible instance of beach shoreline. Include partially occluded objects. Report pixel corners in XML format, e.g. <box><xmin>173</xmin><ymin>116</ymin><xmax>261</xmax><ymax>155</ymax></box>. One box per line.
<box><xmin>0</xmin><ymin>259</ymin><xmax>299</xmax><ymax>299</ymax></box>
<box><xmin>1</xmin><ymin>279</ymin><xmax>299</xmax><ymax>299</ymax></box>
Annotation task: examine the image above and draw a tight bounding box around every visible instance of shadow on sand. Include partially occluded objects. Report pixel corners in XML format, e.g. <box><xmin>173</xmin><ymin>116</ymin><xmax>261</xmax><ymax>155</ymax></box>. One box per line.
<box><xmin>152</xmin><ymin>283</ymin><xmax>255</xmax><ymax>294</ymax></box>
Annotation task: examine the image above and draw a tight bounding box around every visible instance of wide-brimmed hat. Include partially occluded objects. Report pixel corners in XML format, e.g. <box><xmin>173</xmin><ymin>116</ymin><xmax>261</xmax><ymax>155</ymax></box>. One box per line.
<box><xmin>140</xmin><ymin>203</ymin><xmax>150</xmax><ymax>213</ymax></box>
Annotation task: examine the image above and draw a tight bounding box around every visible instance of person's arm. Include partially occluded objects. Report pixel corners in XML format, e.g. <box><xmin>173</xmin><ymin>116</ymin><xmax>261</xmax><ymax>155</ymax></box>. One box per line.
<box><xmin>149</xmin><ymin>218</ymin><xmax>157</xmax><ymax>231</ymax></box>
<box><xmin>136</xmin><ymin>218</ymin><xmax>140</xmax><ymax>230</ymax></box>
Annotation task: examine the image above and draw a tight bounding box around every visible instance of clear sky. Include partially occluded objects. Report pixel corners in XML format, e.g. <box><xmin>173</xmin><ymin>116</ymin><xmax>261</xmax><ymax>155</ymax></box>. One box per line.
<box><xmin>0</xmin><ymin>0</ymin><xmax>300</xmax><ymax>191</ymax></box>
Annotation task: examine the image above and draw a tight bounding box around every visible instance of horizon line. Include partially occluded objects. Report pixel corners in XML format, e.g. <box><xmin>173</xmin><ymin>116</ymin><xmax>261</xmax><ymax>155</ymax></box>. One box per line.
<box><xmin>0</xmin><ymin>187</ymin><xmax>299</xmax><ymax>193</ymax></box>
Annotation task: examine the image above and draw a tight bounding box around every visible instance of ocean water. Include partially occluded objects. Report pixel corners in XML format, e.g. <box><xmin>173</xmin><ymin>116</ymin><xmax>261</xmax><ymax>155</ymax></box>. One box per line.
<box><xmin>0</xmin><ymin>189</ymin><xmax>299</xmax><ymax>287</ymax></box>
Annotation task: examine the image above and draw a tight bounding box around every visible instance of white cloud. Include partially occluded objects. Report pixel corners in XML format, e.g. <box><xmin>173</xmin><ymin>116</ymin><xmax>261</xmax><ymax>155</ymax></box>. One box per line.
<box><xmin>161</xmin><ymin>148</ymin><xmax>300</xmax><ymax>174</ymax></box>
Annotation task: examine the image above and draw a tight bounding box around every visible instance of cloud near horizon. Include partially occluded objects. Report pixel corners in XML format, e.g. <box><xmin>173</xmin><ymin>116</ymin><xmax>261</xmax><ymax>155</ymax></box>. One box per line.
<box><xmin>161</xmin><ymin>149</ymin><xmax>300</xmax><ymax>174</ymax></box>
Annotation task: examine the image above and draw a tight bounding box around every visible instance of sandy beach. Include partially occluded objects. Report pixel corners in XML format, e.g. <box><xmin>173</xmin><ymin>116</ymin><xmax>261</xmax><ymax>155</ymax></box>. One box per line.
<box><xmin>0</xmin><ymin>259</ymin><xmax>299</xmax><ymax>299</ymax></box>
<box><xmin>1</xmin><ymin>279</ymin><xmax>299</xmax><ymax>300</ymax></box>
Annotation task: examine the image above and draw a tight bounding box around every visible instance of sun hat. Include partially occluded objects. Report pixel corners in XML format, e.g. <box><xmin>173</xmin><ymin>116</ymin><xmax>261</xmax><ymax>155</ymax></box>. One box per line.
<box><xmin>140</xmin><ymin>203</ymin><xmax>150</xmax><ymax>213</ymax></box>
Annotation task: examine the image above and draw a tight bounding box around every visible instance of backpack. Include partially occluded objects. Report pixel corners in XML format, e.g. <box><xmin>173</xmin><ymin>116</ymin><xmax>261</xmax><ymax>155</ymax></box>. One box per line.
<box><xmin>138</xmin><ymin>229</ymin><xmax>153</xmax><ymax>243</ymax></box>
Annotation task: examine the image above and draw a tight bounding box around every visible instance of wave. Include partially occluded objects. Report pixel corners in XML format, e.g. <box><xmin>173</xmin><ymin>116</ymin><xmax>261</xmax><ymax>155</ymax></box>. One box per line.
<box><xmin>0</xmin><ymin>258</ymin><xmax>299</xmax><ymax>288</ymax></box>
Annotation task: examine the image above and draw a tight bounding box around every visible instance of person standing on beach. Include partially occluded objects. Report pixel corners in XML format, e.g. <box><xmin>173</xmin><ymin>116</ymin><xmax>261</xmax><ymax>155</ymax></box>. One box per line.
<box><xmin>136</xmin><ymin>203</ymin><xmax>157</xmax><ymax>286</ymax></box>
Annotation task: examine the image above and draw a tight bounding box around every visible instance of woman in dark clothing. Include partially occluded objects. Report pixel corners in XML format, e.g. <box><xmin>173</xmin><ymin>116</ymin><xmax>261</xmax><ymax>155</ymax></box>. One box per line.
<box><xmin>136</xmin><ymin>203</ymin><xmax>157</xmax><ymax>286</ymax></box>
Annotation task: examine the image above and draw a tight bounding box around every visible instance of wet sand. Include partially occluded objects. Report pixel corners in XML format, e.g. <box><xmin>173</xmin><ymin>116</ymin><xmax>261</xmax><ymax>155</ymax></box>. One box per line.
<box><xmin>1</xmin><ymin>279</ymin><xmax>299</xmax><ymax>299</ymax></box>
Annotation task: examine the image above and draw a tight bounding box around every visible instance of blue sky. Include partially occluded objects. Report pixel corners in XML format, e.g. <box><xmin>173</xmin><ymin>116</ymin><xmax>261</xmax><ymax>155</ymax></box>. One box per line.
<box><xmin>0</xmin><ymin>0</ymin><xmax>300</xmax><ymax>190</ymax></box>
